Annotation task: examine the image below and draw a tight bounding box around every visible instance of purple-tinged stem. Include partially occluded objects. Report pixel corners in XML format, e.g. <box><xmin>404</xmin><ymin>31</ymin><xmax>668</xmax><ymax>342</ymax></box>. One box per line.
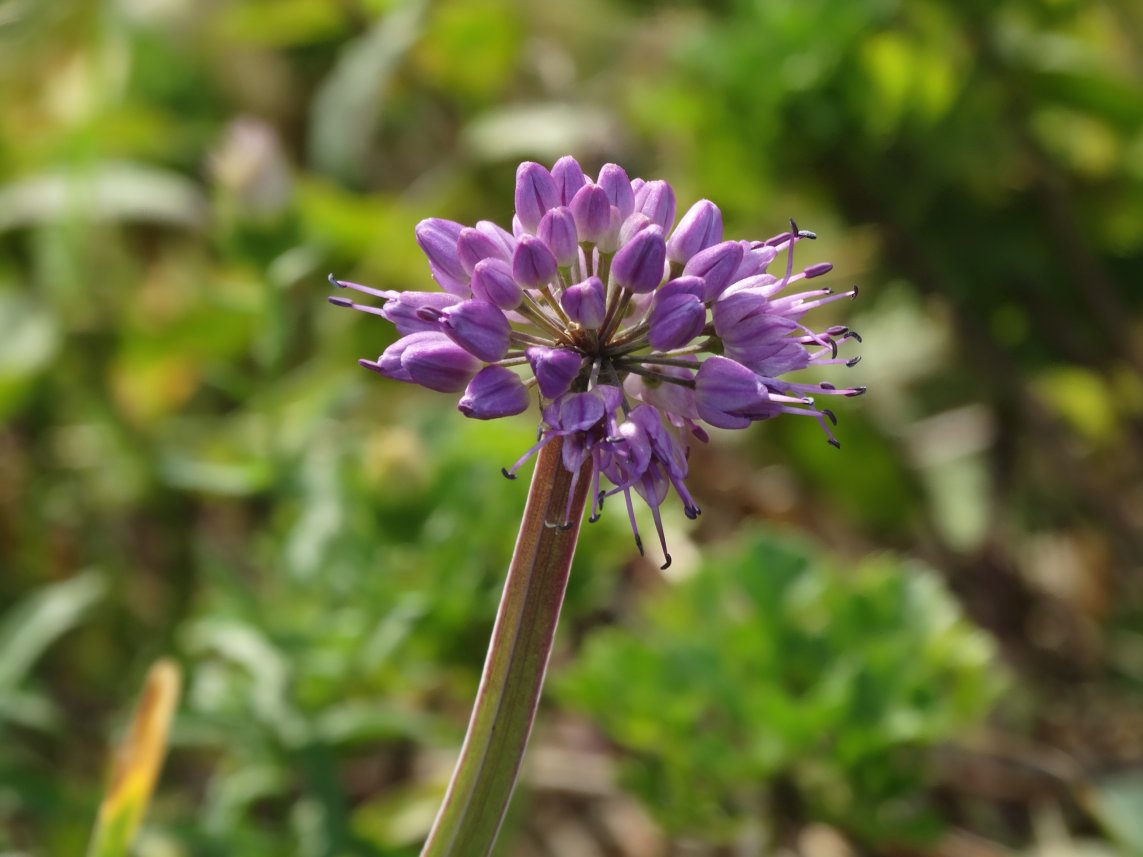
<box><xmin>420</xmin><ymin>436</ymin><xmax>592</xmax><ymax>857</ymax></box>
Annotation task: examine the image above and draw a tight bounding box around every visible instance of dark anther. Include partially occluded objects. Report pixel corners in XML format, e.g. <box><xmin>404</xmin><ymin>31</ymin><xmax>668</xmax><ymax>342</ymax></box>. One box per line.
<box><xmin>827</xmin><ymin>338</ymin><xmax>838</xmax><ymax>359</ymax></box>
<box><xmin>851</xmin><ymin>284</ymin><xmax>860</xmax><ymax>298</ymax></box>
<box><xmin>502</xmin><ymin>467</ymin><xmax>516</xmax><ymax>480</ymax></box>
<box><xmin>328</xmin><ymin>296</ymin><xmax>353</xmax><ymax>308</ymax></box>
<box><xmin>827</xmin><ymin>437</ymin><xmax>841</xmax><ymax>449</ymax></box>
<box><xmin>845</xmin><ymin>386</ymin><xmax>868</xmax><ymax>397</ymax></box>
<box><xmin>559</xmin><ymin>521</ymin><xmax>574</xmax><ymax>531</ymax></box>
<box><xmin>327</xmin><ymin>273</ymin><xmax>345</xmax><ymax>288</ymax></box>
<box><xmin>820</xmin><ymin>382</ymin><xmax>836</xmax><ymax>390</ymax></box>
<box><xmin>821</xmin><ymin>408</ymin><xmax>837</xmax><ymax>426</ymax></box>
<box><xmin>634</xmin><ymin>534</ymin><xmax>644</xmax><ymax>556</ymax></box>
<box><xmin>846</xmin><ymin>355</ymin><xmax>862</xmax><ymax>367</ymax></box>
<box><xmin>789</xmin><ymin>218</ymin><xmax>798</xmax><ymax>234</ymax></box>
<box><xmin>597</xmin><ymin>490</ymin><xmax>607</xmax><ymax>510</ymax></box>
<box><xmin>588</xmin><ymin>513</ymin><xmax>600</xmax><ymax>523</ymax></box>
<box><xmin>798</xmin><ymin>229</ymin><xmax>817</xmax><ymax>240</ymax></box>
<box><xmin>684</xmin><ymin>505</ymin><xmax>700</xmax><ymax>520</ymax></box>
<box><xmin>846</xmin><ymin>330</ymin><xmax>863</xmax><ymax>343</ymax></box>
<box><xmin>660</xmin><ymin>554</ymin><xmax>673</xmax><ymax>571</ymax></box>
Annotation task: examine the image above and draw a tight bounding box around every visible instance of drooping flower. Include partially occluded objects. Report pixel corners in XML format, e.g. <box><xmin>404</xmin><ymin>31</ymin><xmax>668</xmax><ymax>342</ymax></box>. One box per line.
<box><xmin>330</xmin><ymin>158</ymin><xmax>864</xmax><ymax>567</ymax></box>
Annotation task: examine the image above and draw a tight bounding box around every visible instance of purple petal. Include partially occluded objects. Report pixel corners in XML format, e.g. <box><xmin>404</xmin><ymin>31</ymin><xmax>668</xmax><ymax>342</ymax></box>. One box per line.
<box><xmin>458</xmin><ymin>365</ymin><xmax>530</xmax><ymax>419</ymax></box>
<box><xmin>439</xmin><ymin>299</ymin><xmax>512</xmax><ymax>362</ymax></box>
<box><xmin>512</xmin><ymin>234</ymin><xmax>558</xmax><ymax>289</ymax></box>
<box><xmin>538</xmin><ymin>206</ymin><xmax>579</xmax><ymax>267</ymax></box>
<box><xmin>471</xmin><ymin>258</ymin><xmax>524</xmax><ymax>310</ymax></box>
<box><xmin>612</xmin><ymin>225</ymin><xmax>667</xmax><ymax>293</ymax></box>
<box><xmin>683</xmin><ymin>240</ymin><xmax>745</xmax><ymax>302</ymax></box>
<box><xmin>515</xmin><ymin>161</ymin><xmax>560</xmax><ymax>233</ymax></box>
<box><xmin>526</xmin><ymin>346</ymin><xmax>583</xmax><ymax>399</ymax></box>
<box><xmin>634</xmin><ymin>180</ymin><xmax>677</xmax><ymax>232</ymax></box>
<box><xmin>666</xmin><ymin>200</ymin><xmax>723</xmax><ymax>265</ymax></box>
<box><xmin>551</xmin><ymin>156</ymin><xmax>587</xmax><ymax>205</ymax></box>
<box><xmin>569</xmin><ymin>183</ymin><xmax>611</xmax><ymax>244</ymax></box>
<box><xmin>561</xmin><ymin>275</ymin><xmax>607</xmax><ymax>328</ymax></box>
<box><xmin>415</xmin><ymin>218</ymin><xmax>469</xmax><ymax>295</ymax></box>
<box><xmin>597</xmin><ymin>163</ymin><xmax>635</xmax><ymax>220</ymax></box>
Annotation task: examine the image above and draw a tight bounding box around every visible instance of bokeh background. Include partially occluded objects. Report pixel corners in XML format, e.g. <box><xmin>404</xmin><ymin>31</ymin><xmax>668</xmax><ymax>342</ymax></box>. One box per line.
<box><xmin>2</xmin><ymin>0</ymin><xmax>1142</xmax><ymax>854</ymax></box>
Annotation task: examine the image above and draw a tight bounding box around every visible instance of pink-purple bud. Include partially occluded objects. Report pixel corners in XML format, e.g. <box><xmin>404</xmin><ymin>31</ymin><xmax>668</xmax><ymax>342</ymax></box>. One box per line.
<box><xmin>471</xmin><ymin>258</ymin><xmax>523</xmax><ymax>310</ymax></box>
<box><xmin>458</xmin><ymin>365</ymin><xmax>530</xmax><ymax>419</ymax></box>
<box><xmin>597</xmin><ymin>163</ymin><xmax>635</xmax><ymax>220</ymax></box>
<box><xmin>733</xmin><ymin>241</ymin><xmax>778</xmax><ymax>279</ymax></box>
<box><xmin>612</xmin><ymin>225</ymin><xmax>667</xmax><ymax>293</ymax></box>
<box><xmin>512</xmin><ymin>234</ymin><xmax>559</xmax><ymax>289</ymax></box>
<box><xmin>457</xmin><ymin>226</ymin><xmax>510</xmax><ymax>275</ymax></box>
<box><xmin>618</xmin><ymin>212</ymin><xmax>654</xmax><ymax>248</ymax></box>
<box><xmin>475</xmin><ymin>220</ymin><xmax>516</xmax><ymax>259</ymax></box>
<box><xmin>805</xmin><ymin>261</ymin><xmax>834</xmax><ymax>278</ymax></box>
<box><xmin>561</xmin><ymin>275</ymin><xmax>607</xmax><ymax>328</ymax></box>
<box><xmin>514</xmin><ymin>161</ymin><xmax>560</xmax><ymax>234</ymax></box>
<box><xmin>694</xmin><ymin>355</ymin><xmax>770</xmax><ymax>429</ymax></box>
<box><xmin>683</xmin><ymin>240</ymin><xmax>746</xmax><ymax>301</ymax></box>
<box><xmin>525</xmin><ymin>346</ymin><xmax>583</xmax><ymax>399</ymax></box>
<box><xmin>634</xmin><ymin>180</ymin><xmax>677</xmax><ymax>232</ymax></box>
<box><xmin>569</xmin><ymin>184</ymin><xmax>611</xmax><ymax>244</ymax></box>
<box><xmin>415</xmin><ymin>218</ymin><xmax>469</xmax><ymax>295</ymax></box>
<box><xmin>380</xmin><ymin>291</ymin><xmax>463</xmax><ymax>335</ymax></box>
<box><xmin>551</xmin><ymin>155</ymin><xmax>587</xmax><ymax>205</ymax></box>
<box><xmin>666</xmin><ymin>200</ymin><xmax>723</xmax><ymax>265</ymax></box>
<box><xmin>538</xmin><ymin>206</ymin><xmax>579</xmax><ymax>267</ymax></box>
<box><xmin>437</xmin><ymin>299</ymin><xmax>512</xmax><ymax>362</ymax></box>
<box><xmin>647</xmin><ymin>276</ymin><xmax>707</xmax><ymax>351</ymax></box>
<box><xmin>392</xmin><ymin>331</ymin><xmax>482</xmax><ymax>393</ymax></box>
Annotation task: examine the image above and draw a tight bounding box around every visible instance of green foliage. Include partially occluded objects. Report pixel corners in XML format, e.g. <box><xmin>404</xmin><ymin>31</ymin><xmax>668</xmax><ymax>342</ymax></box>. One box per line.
<box><xmin>558</xmin><ymin>531</ymin><xmax>999</xmax><ymax>845</ymax></box>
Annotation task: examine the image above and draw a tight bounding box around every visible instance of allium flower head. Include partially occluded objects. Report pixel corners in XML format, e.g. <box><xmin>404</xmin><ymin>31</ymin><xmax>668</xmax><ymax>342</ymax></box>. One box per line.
<box><xmin>330</xmin><ymin>158</ymin><xmax>864</xmax><ymax>567</ymax></box>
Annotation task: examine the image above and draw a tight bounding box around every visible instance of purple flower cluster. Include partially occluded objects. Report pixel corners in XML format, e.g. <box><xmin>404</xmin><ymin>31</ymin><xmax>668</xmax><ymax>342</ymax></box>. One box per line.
<box><xmin>330</xmin><ymin>157</ymin><xmax>863</xmax><ymax>567</ymax></box>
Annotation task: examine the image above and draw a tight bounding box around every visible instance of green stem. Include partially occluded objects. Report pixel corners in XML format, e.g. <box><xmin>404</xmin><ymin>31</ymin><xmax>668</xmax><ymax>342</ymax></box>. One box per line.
<box><xmin>420</xmin><ymin>437</ymin><xmax>592</xmax><ymax>857</ymax></box>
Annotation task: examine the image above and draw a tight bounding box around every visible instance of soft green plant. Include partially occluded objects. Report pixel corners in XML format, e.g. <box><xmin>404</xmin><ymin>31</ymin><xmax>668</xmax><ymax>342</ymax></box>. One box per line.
<box><xmin>557</xmin><ymin>530</ymin><xmax>1000</xmax><ymax>846</ymax></box>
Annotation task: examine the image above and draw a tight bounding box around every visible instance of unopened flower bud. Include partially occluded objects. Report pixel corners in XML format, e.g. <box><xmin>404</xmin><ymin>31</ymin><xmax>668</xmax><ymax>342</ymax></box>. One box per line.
<box><xmin>612</xmin><ymin>226</ymin><xmax>667</xmax><ymax>293</ymax></box>
<box><xmin>666</xmin><ymin>200</ymin><xmax>723</xmax><ymax>265</ymax></box>
<box><xmin>514</xmin><ymin>161</ymin><xmax>560</xmax><ymax>233</ymax></box>
<box><xmin>458</xmin><ymin>365</ymin><xmax>530</xmax><ymax>419</ymax></box>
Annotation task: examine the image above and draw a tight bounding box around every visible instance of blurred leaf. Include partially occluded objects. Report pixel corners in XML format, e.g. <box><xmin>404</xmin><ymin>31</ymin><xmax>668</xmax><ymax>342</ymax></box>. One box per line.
<box><xmin>0</xmin><ymin>163</ymin><xmax>207</xmax><ymax>231</ymax></box>
<box><xmin>0</xmin><ymin>288</ymin><xmax>59</xmax><ymax>418</ymax></box>
<box><xmin>1086</xmin><ymin>773</ymin><xmax>1143</xmax><ymax>856</ymax></box>
<box><xmin>0</xmin><ymin>570</ymin><xmax>106</xmax><ymax>696</ymax></box>
<box><xmin>308</xmin><ymin>0</ymin><xmax>426</xmax><ymax>182</ymax></box>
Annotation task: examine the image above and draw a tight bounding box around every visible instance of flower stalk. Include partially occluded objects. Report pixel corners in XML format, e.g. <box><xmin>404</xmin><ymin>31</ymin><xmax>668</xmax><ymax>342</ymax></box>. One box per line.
<box><xmin>420</xmin><ymin>435</ymin><xmax>592</xmax><ymax>857</ymax></box>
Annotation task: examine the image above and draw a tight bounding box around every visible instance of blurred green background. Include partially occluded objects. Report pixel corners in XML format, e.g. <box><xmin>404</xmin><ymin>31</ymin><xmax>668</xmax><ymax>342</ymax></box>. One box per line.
<box><xmin>2</xmin><ymin>0</ymin><xmax>1142</xmax><ymax>854</ymax></box>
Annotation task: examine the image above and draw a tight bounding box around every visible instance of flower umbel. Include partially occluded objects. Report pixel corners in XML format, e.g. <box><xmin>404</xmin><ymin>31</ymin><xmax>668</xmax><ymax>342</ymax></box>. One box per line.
<box><xmin>330</xmin><ymin>157</ymin><xmax>863</xmax><ymax>567</ymax></box>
